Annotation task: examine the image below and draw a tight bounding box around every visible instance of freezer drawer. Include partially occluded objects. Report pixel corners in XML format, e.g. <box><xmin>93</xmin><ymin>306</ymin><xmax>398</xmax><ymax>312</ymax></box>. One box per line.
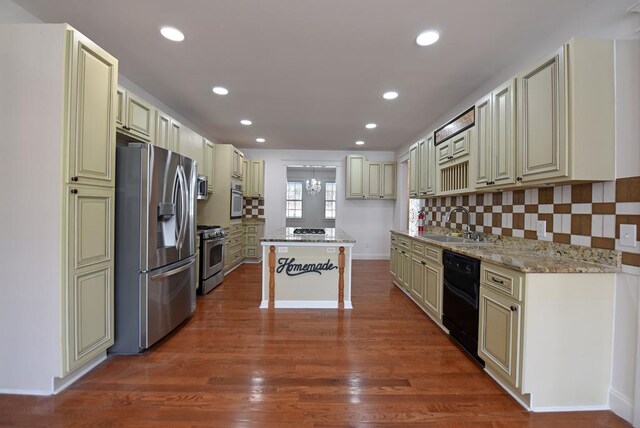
<box><xmin>140</xmin><ymin>256</ymin><xmax>196</xmax><ymax>349</ymax></box>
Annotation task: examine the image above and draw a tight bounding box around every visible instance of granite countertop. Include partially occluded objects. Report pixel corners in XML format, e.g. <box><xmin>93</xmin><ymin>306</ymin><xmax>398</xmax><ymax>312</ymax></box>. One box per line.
<box><xmin>392</xmin><ymin>230</ymin><xmax>620</xmax><ymax>274</ymax></box>
<box><xmin>261</xmin><ymin>228</ymin><xmax>356</xmax><ymax>243</ymax></box>
<box><xmin>243</xmin><ymin>218</ymin><xmax>266</xmax><ymax>224</ymax></box>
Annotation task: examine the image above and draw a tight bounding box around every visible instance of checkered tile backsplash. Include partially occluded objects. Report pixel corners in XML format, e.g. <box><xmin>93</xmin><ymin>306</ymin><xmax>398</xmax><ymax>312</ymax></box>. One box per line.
<box><xmin>244</xmin><ymin>197</ymin><xmax>265</xmax><ymax>219</ymax></box>
<box><xmin>424</xmin><ymin>176</ymin><xmax>640</xmax><ymax>268</ymax></box>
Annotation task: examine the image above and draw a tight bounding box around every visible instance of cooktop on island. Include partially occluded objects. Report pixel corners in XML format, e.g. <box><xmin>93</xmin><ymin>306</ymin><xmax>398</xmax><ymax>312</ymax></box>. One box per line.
<box><xmin>292</xmin><ymin>228</ymin><xmax>326</xmax><ymax>235</ymax></box>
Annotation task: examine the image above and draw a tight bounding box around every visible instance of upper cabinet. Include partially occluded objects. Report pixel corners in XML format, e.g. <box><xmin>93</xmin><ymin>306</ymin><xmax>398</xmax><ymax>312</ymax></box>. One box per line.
<box><xmin>516</xmin><ymin>38</ymin><xmax>614</xmax><ymax>184</ymax></box>
<box><xmin>68</xmin><ymin>31</ymin><xmax>118</xmax><ymax>188</ymax></box>
<box><xmin>408</xmin><ymin>143</ymin><xmax>419</xmax><ymax>197</ymax></box>
<box><xmin>204</xmin><ymin>139</ymin><xmax>215</xmax><ymax>193</ymax></box>
<box><xmin>436</xmin><ymin>129</ymin><xmax>472</xmax><ymax>195</ymax></box>
<box><xmin>366</xmin><ymin>161</ymin><xmax>396</xmax><ymax>199</ymax></box>
<box><xmin>243</xmin><ymin>159</ymin><xmax>265</xmax><ymax>198</ymax></box>
<box><xmin>346</xmin><ymin>155</ymin><xmax>396</xmax><ymax>200</ymax></box>
<box><xmin>154</xmin><ymin>109</ymin><xmax>181</xmax><ymax>153</ymax></box>
<box><xmin>346</xmin><ymin>155</ymin><xmax>366</xmax><ymax>198</ymax></box>
<box><xmin>177</xmin><ymin>125</ymin><xmax>204</xmax><ymax>174</ymax></box>
<box><xmin>232</xmin><ymin>147</ymin><xmax>244</xmax><ymax>179</ymax></box>
<box><xmin>116</xmin><ymin>87</ymin><xmax>153</xmax><ymax>142</ymax></box>
<box><xmin>473</xmin><ymin>79</ymin><xmax>516</xmax><ymax>190</ymax></box>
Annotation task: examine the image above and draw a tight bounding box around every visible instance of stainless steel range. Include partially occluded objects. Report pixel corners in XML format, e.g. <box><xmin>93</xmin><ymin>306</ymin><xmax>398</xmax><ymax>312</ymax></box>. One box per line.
<box><xmin>197</xmin><ymin>225</ymin><xmax>225</xmax><ymax>294</ymax></box>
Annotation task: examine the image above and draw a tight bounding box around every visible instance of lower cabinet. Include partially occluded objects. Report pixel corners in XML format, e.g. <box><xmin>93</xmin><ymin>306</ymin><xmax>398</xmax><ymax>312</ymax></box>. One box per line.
<box><xmin>224</xmin><ymin>221</ymin><xmax>244</xmax><ymax>273</ymax></box>
<box><xmin>65</xmin><ymin>186</ymin><xmax>114</xmax><ymax>374</ymax></box>
<box><xmin>243</xmin><ymin>222</ymin><xmax>265</xmax><ymax>262</ymax></box>
<box><xmin>391</xmin><ymin>232</ymin><xmax>443</xmax><ymax>323</ymax></box>
<box><xmin>478</xmin><ymin>285</ymin><xmax>522</xmax><ymax>388</ymax></box>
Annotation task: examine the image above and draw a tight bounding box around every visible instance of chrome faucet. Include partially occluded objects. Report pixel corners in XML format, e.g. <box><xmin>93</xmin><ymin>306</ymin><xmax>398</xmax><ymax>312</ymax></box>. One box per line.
<box><xmin>445</xmin><ymin>206</ymin><xmax>472</xmax><ymax>238</ymax></box>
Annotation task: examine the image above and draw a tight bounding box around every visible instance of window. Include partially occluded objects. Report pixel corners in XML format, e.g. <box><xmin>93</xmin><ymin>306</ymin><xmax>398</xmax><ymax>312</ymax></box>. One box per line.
<box><xmin>286</xmin><ymin>181</ymin><xmax>303</xmax><ymax>218</ymax></box>
<box><xmin>325</xmin><ymin>182</ymin><xmax>336</xmax><ymax>219</ymax></box>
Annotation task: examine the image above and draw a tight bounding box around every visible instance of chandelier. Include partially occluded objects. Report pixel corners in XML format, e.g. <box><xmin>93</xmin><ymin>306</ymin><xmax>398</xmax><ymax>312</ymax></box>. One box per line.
<box><xmin>306</xmin><ymin>167</ymin><xmax>322</xmax><ymax>195</ymax></box>
<box><xmin>305</xmin><ymin>178</ymin><xmax>322</xmax><ymax>195</ymax></box>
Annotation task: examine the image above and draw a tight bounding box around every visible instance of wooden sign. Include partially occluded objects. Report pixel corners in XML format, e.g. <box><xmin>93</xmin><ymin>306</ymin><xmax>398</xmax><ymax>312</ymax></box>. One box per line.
<box><xmin>434</xmin><ymin>106</ymin><xmax>475</xmax><ymax>146</ymax></box>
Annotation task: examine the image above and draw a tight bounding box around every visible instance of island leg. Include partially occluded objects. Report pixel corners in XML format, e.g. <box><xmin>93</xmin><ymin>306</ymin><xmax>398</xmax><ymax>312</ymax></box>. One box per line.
<box><xmin>338</xmin><ymin>246</ymin><xmax>345</xmax><ymax>309</ymax></box>
<box><xmin>268</xmin><ymin>245</ymin><xmax>276</xmax><ymax>309</ymax></box>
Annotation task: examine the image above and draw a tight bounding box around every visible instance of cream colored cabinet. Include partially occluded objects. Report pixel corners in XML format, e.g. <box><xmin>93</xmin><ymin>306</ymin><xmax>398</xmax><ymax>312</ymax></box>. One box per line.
<box><xmin>155</xmin><ymin>110</ymin><xmax>181</xmax><ymax>152</ymax></box>
<box><xmin>242</xmin><ymin>158</ymin><xmax>265</xmax><ymax>198</ymax></box>
<box><xmin>474</xmin><ymin>79</ymin><xmax>516</xmax><ymax>189</ymax></box>
<box><xmin>243</xmin><ymin>223</ymin><xmax>265</xmax><ymax>261</ymax></box>
<box><xmin>390</xmin><ymin>244</ymin><xmax>398</xmax><ymax>279</ymax></box>
<box><xmin>418</xmin><ymin>135</ymin><xmax>436</xmax><ymax>197</ymax></box>
<box><xmin>517</xmin><ymin>47</ymin><xmax>566</xmax><ymax>183</ymax></box>
<box><xmin>516</xmin><ymin>39</ymin><xmax>614</xmax><ymax>184</ymax></box>
<box><xmin>346</xmin><ymin>155</ymin><xmax>366</xmax><ymax>198</ymax></box>
<box><xmin>65</xmin><ymin>186</ymin><xmax>114</xmax><ymax>373</ymax></box>
<box><xmin>437</xmin><ymin>131</ymin><xmax>469</xmax><ymax>165</ymax></box>
<box><xmin>411</xmin><ymin>256</ymin><xmax>426</xmax><ymax>301</ymax></box>
<box><xmin>347</xmin><ymin>155</ymin><xmax>396</xmax><ymax>199</ymax></box>
<box><xmin>232</xmin><ymin>147</ymin><xmax>244</xmax><ymax>179</ymax></box>
<box><xmin>242</xmin><ymin>159</ymin><xmax>249</xmax><ymax>196</ymax></box>
<box><xmin>204</xmin><ymin>139</ymin><xmax>215</xmax><ymax>193</ymax></box>
<box><xmin>249</xmin><ymin>160</ymin><xmax>265</xmax><ymax>198</ymax></box>
<box><xmin>116</xmin><ymin>87</ymin><xmax>153</xmax><ymax>142</ymax></box>
<box><xmin>478</xmin><ymin>285</ymin><xmax>522</xmax><ymax>388</ymax></box>
<box><xmin>225</xmin><ymin>221</ymin><xmax>244</xmax><ymax>273</ymax></box>
<box><xmin>177</xmin><ymin>125</ymin><xmax>204</xmax><ymax>174</ymax></box>
<box><xmin>68</xmin><ymin>35</ymin><xmax>118</xmax><ymax>188</ymax></box>
<box><xmin>409</xmin><ymin>142</ymin><xmax>420</xmax><ymax>197</ymax></box>
<box><xmin>422</xmin><ymin>260</ymin><xmax>442</xmax><ymax>320</ymax></box>
<box><xmin>366</xmin><ymin>161</ymin><xmax>396</xmax><ymax>199</ymax></box>
<box><xmin>436</xmin><ymin>130</ymin><xmax>472</xmax><ymax>195</ymax></box>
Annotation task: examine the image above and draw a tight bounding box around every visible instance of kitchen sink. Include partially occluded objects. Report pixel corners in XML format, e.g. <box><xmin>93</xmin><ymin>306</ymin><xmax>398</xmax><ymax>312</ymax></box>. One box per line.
<box><xmin>420</xmin><ymin>233</ymin><xmax>490</xmax><ymax>245</ymax></box>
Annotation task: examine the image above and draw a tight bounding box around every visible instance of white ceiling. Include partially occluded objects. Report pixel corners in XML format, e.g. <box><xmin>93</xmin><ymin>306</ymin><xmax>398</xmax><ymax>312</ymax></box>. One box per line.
<box><xmin>13</xmin><ymin>0</ymin><xmax>639</xmax><ymax>151</ymax></box>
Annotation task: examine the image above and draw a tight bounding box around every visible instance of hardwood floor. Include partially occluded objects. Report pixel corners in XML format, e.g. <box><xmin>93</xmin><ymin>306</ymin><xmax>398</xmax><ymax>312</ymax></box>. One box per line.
<box><xmin>0</xmin><ymin>261</ymin><xmax>629</xmax><ymax>427</ymax></box>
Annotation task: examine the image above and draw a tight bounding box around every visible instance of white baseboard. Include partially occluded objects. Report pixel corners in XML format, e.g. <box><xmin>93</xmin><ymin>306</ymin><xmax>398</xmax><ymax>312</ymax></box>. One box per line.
<box><xmin>260</xmin><ymin>300</ymin><xmax>353</xmax><ymax>309</ymax></box>
<box><xmin>0</xmin><ymin>352</ymin><xmax>107</xmax><ymax>396</ymax></box>
<box><xmin>352</xmin><ymin>254</ymin><xmax>388</xmax><ymax>260</ymax></box>
<box><xmin>53</xmin><ymin>352</ymin><xmax>107</xmax><ymax>394</ymax></box>
<box><xmin>531</xmin><ymin>404</ymin><xmax>610</xmax><ymax>412</ymax></box>
<box><xmin>609</xmin><ymin>387</ymin><xmax>634</xmax><ymax>423</ymax></box>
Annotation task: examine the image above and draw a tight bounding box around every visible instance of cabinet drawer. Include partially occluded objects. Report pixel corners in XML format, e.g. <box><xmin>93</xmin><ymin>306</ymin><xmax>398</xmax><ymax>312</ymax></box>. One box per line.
<box><xmin>411</xmin><ymin>240</ymin><xmax>425</xmax><ymax>256</ymax></box>
<box><xmin>423</xmin><ymin>244</ymin><xmax>442</xmax><ymax>264</ymax></box>
<box><xmin>481</xmin><ymin>263</ymin><xmax>524</xmax><ymax>301</ymax></box>
<box><xmin>244</xmin><ymin>225</ymin><xmax>259</xmax><ymax>234</ymax></box>
<box><xmin>398</xmin><ymin>237</ymin><xmax>411</xmax><ymax>250</ymax></box>
<box><xmin>230</xmin><ymin>223</ymin><xmax>243</xmax><ymax>233</ymax></box>
<box><xmin>390</xmin><ymin>233</ymin><xmax>397</xmax><ymax>244</ymax></box>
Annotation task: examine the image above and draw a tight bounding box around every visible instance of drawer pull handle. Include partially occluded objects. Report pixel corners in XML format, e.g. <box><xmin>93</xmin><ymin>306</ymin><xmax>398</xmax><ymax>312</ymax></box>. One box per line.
<box><xmin>510</xmin><ymin>305</ymin><xmax>517</xmax><ymax>312</ymax></box>
<box><xmin>491</xmin><ymin>276</ymin><xmax>505</xmax><ymax>285</ymax></box>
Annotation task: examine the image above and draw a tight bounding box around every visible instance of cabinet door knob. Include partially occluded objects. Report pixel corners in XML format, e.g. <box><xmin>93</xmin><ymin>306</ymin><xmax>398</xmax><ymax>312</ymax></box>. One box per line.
<box><xmin>71</xmin><ymin>176</ymin><xmax>79</xmax><ymax>182</ymax></box>
<box><xmin>510</xmin><ymin>305</ymin><xmax>517</xmax><ymax>312</ymax></box>
<box><xmin>70</xmin><ymin>189</ymin><xmax>78</xmax><ymax>194</ymax></box>
<box><xmin>516</xmin><ymin>177</ymin><xmax>523</xmax><ymax>182</ymax></box>
<box><xmin>379</xmin><ymin>196</ymin><xmax>383</xmax><ymax>198</ymax></box>
<box><xmin>448</xmin><ymin>155</ymin><xmax>453</xmax><ymax>160</ymax></box>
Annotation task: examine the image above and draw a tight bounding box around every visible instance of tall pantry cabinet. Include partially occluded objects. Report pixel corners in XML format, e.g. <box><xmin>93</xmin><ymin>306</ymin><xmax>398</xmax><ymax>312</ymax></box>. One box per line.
<box><xmin>0</xmin><ymin>24</ymin><xmax>117</xmax><ymax>394</ymax></box>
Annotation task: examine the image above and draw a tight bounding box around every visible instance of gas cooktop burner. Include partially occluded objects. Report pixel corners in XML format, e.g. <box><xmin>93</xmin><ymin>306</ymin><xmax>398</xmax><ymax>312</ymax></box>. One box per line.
<box><xmin>293</xmin><ymin>228</ymin><xmax>326</xmax><ymax>235</ymax></box>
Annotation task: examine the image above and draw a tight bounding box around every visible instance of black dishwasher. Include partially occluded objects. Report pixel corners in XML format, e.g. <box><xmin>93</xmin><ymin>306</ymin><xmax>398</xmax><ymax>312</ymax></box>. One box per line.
<box><xmin>442</xmin><ymin>250</ymin><xmax>484</xmax><ymax>365</ymax></box>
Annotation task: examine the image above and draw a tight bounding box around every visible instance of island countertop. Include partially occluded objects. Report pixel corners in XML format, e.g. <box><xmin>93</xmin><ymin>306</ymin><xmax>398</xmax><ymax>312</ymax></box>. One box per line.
<box><xmin>261</xmin><ymin>228</ymin><xmax>356</xmax><ymax>244</ymax></box>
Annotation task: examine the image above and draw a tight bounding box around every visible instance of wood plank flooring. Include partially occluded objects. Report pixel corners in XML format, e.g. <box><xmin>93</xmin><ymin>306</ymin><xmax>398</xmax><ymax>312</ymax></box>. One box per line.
<box><xmin>0</xmin><ymin>261</ymin><xmax>630</xmax><ymax>427</ymax></box>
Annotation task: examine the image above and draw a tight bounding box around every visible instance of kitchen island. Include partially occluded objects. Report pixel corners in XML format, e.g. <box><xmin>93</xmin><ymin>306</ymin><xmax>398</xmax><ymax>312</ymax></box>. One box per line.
<box><xmin>260</xmin><ymin>228</ymin><xmax>356</xmax><ymax>309</ymax></box>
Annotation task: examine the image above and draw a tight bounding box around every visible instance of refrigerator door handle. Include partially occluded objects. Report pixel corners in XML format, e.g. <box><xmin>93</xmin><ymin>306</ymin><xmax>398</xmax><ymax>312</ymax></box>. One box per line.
<box><xmin>176</xmin><ymin>165</ymin><xmax>188</xmax><ymax>250</ymax></box>
<box><xmin>150</xmin><ymin>257</ymin><xmax>195</xmax><ymax>281</ymax></box>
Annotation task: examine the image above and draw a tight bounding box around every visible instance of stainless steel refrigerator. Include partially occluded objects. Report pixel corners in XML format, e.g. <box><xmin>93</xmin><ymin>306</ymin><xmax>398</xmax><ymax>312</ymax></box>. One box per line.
<box><xmin>110</xmin><ymin>143</ymin><xmax>197</xmax><ymax>354</ymax></box>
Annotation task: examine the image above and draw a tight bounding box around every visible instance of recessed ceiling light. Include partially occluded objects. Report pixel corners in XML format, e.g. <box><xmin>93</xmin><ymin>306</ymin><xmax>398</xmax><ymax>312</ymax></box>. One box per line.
<box><xmin>256</xmin><ymin>138</ymin><xmax>266</xmax><ymax>143</ymax></box>
<box><xmin>240</xmin><ymin>119</ymin><xmax>252</xmax><ymax>126</ymax></box>
<box><xmin>212</xmin><ymin>86</ymin><xmax>228</xmax><ymax>95</ymax></box>
<box><xmin>383</xmin><ymin>91</ymin><xmax>398</xmax><ymax>100</ymax></box>
<box><xmin>355</xmin><ymin>141</ymin><xmax>365</xmax><ymax>146</ymax></box>
<box><xmin>365</xmin><ymin>123</ymin><xmax>377</xmax><ymax>129</ymax></box>
<box><xmin>416</xmin><ymin>30</ymin><xmax>440</xmax><ymax>46</ymax></box>
<box><xmin>160</xmin><ymin>26</ymin><xmax>185</xmax><ymax>42</ymax></box>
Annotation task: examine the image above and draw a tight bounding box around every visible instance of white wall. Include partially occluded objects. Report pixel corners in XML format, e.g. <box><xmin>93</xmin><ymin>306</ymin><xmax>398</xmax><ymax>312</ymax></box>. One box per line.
<box><xmin>243</xmin><ymin>149</ymin><xmax>395</xmax><ymax>259</ymax></box>
<box><xmin>0</xmin><ymin>0</ymin><xmax>40</xmax><ymax>23</ymax></box>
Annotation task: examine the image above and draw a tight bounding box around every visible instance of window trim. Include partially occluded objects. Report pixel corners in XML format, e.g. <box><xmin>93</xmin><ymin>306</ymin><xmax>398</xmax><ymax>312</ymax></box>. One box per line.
<box><xmin>324</xmin><ymin>181</ymin><xmax>336</xmax><ymax>220</ymax></box>
<box><xmin>286</xmin><ymin>181</ymin><xmax>303</xmax><ymax>219</ymax></box>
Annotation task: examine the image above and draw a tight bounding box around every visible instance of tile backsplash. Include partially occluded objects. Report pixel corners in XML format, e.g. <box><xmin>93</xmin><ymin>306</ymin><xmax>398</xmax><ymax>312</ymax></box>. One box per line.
<box><xmin>244</xmin><ymin>197</ymin><xmax>265</xmax><ymax>219</ymax></box>
<box><xmin>423</xmin><ymin>176</ymin><xmax>640</xmax><ymax>267</ymax></box>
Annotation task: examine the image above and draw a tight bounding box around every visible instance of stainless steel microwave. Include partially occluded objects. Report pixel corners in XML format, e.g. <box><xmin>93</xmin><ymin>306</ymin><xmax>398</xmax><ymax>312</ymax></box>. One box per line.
<box><xmin>197</xmin><ymin>174</ymin><xmax>208</xmax><ymax>200</ymax></box>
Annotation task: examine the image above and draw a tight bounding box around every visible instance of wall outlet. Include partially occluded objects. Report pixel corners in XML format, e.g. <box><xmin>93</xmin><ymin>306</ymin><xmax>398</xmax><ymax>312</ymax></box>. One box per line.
<box><xmin>620</xmin><ymin>224</ymin><xmax>637</xmax><ymax>248</ymax></box>
<box><xmin>277</xmin><ymin>247</ymin><xmax>288</xmax><ymax>253</ymax></box>
<box><xmin>536</xmin><ymin>220</ymin><xmax>547</xmax><ymax>238</ymax></box>
<box><xmin>327</xmin><ymin>247</ymin><xmax>336</xmax><ymax>253</ymax></box>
